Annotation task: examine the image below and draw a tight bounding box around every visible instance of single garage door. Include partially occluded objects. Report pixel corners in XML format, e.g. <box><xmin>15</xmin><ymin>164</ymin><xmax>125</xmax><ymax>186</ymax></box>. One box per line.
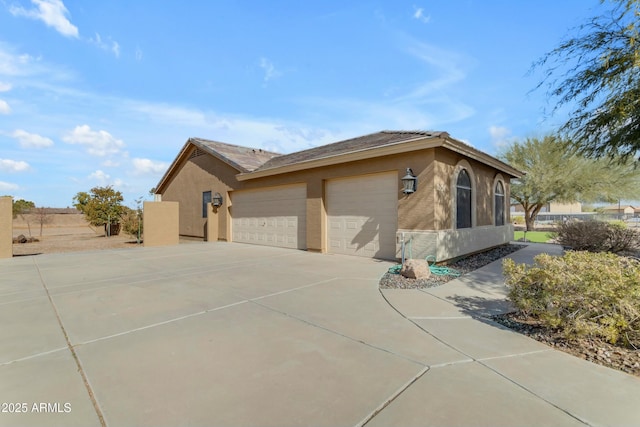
<box><xmin>326</xmin><ymin>172</ymin><xmax>398</xmax><ymax>259</ymax></box>
<box><xmin>231</xmin><ymin>184</ymin><xmax>306</xmax><ymax>250</ymax></box>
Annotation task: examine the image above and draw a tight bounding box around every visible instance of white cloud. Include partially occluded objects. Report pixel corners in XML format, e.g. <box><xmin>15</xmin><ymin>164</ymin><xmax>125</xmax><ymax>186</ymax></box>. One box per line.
<box><xmin>259</xmin><ymin>57</ymin><xmax>281</xmax><ymax>83</ymax></box>
<box><xmin>413</xmin><ymin>7</ymin><xmax>431</xmax><ymax>24</ymax></box>
<box><xmin>0</xmin><ymin>158</ymin><xmax>30</xmax><ymax>172</ymax></box>
<box><xmin>0</xmin><ymin>100</ymin><xmax>10</xmax><ymax>114</ymax></box>
<box><xmin>489</xmin><ymin>125</ymin><xmax>514</xmax><ymax>148</ymax></box>
<box><xmin>0</xmin><ymin>82</ymin><xmax>11</xmax><ymax>92</ymax></box>
<box><xmin>88</xmin><ymin>170</ymin><xmax>110</xmax><ymax>182</ymax></box>
<box><xmin>11</xmin><ymin>129</ymin><xmax>54</xmax><ymax>148</ymax></box>
<box><xmin>10</xmin><ymin>0</ymin><xmax>79</xmax><ymax>38</ymax></box>
<box><xmin>0</xmin><ymin>181</ymin><xmax>19</xmax><ymax>191</ymax></box>
<box><xmin>89</xmin><ymin>33</ymin><xmax>120</xmax><ymax>58</ymax></box>
<box><xmin>102</xmin><ymin>159</ymin><xmax>120</xmax><ymax>167</ymax></box>
<box><xmin>132</xmin><ymin>158</ymin><xmax>169</xmax><ymax>175</ymax></box>
<box><xmin>62</xmin><ymin>125</ymin><xmax>125</xmax><ymax>156</ymax></box>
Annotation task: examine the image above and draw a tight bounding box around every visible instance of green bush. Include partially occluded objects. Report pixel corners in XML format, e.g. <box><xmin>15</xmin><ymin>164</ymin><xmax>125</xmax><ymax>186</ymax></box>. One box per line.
<box><xmin>554</xmin><ymin>220</ymin><xmax>640</xmax><ymax>253</ymax></box>
<box><xmin>512</xmin><ymin>216</ymin><xmax>525</xmax><ymax>225</ymax></box>
<box><xmin>121</xmin><ymin>207</ymin><xmax>143</xmax><ymax>239</ymax></box>
<box><xmin>503</xmin><ymin>251</ymin><xmax>640</xmax><ymax>346</ymax></box>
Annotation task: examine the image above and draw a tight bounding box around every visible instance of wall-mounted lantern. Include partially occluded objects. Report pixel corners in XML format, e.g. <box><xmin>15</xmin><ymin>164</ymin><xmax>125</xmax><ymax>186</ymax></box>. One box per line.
<box><xmin>212</xmin><ymin>192</ymin><xmax>224</xmax><ymax>207</ymax></box>
<box><xmin>401</xmin><ymin>168</ymin><xmax>417</xmax><ymax>194</ymax></box>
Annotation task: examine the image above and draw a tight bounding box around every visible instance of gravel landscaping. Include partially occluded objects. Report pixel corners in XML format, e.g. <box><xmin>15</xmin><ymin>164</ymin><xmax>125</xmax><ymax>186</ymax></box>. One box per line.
<box><xmin>379</xmin><ymin>243</ymin><xmax>525</xmax><ymax>289</ymax></box>
<box><xmin>379</xmin><ymin>243</ymin><xmax>640</xmax><ymax>378</ymax></box>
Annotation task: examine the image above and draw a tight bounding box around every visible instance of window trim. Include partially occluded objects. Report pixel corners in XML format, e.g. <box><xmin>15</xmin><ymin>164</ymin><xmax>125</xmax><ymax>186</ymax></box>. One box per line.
<box><xmin>202</xmin><ymin>191</ymin><xmax>212</xmax><ymax>218</ymax></box>
<box><xmin>452</xmin><ymin>160</ymin><xmax>476</xmax><ymax>230</ymax></box>
<box><xmin>494</xmin><ymin>176</ymin><xmax>506</xmax><ymax>226</ymax></box>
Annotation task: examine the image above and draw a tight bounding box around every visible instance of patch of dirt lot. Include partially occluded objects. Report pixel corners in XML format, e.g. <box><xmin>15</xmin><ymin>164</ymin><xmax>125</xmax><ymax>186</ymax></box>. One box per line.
<box><xmin>12</xmin><ymin>213</ymin><xmax>140</xmax><ymax>256</ymax></box>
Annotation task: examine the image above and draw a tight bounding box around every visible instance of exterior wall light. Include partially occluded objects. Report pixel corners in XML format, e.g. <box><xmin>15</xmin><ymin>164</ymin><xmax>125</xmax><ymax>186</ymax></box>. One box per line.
<box><xmin>401</xmin><ymin>168</ymin><xmax>417</xmax><ymax>194</ymax></box>
<box><xmin>212</xmin><ymin>192</ymin><xmax>224</xmax><ymax>207</ymax></box>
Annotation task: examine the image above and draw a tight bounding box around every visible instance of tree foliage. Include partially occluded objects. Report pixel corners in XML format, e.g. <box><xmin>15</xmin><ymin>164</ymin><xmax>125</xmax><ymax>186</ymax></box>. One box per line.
<box><xmin>500</xmin><ymin>135</ymin><xmax>640</xmax><ymax>230</ymax></box>
<box><xmin>12</xmin><ymin>199</ymin><xmax>34</xmax><ymax>219</ymax></box>
<box><xmin>73</xmin><ymin>186</ymin><xmax>124</xmax><ymax>234</ymax></box>
<box><xmin>535</xmin><ymin>0</ymin><xmax>640</xmax><ymax>160</ymax></box>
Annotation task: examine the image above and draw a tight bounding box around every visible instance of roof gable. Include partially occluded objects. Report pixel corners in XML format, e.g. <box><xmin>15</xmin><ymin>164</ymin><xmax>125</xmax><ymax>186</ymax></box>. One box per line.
<box><xmin>155</xmin><ymin>137</ymin><xmax>280</xmax><ymax>193</ymax></box>
<box><xmin>190</xmin><ymin>138</ymin><xmax>280</xmax><ymax>172</ymax></box>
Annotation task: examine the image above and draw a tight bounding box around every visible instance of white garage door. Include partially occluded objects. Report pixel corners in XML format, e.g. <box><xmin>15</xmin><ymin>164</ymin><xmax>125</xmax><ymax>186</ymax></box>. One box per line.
<box><xmin>231</xmin><ymin>185</ymin><xmax>306</xmax><ymax>250</ymax></box>
<box><xmin>326</xmin><ymin>172</ymin><xmax>398</xmax><ymax>259</ymax></box>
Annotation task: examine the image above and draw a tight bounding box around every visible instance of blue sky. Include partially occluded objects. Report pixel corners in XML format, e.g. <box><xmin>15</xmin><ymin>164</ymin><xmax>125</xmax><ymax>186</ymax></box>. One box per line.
<box><xmin>0</xmin><ymin>0</ymin><xmax>605</xmax><ymax>207</ymax></box>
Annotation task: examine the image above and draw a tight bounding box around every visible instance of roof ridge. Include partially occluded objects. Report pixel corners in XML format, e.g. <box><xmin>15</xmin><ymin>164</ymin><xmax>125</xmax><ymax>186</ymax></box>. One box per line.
<box><xmin>190</xmin><ymin>137</ymin><xmax>282</xmax><ymax>156</ymax></box>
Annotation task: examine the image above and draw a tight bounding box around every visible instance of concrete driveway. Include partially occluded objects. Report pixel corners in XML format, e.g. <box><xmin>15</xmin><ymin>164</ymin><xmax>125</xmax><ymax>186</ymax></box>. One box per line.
<box><xmin>1</xmin><ymin>242</ymin><xmax>639</xmax><ymax>427</ymax></box>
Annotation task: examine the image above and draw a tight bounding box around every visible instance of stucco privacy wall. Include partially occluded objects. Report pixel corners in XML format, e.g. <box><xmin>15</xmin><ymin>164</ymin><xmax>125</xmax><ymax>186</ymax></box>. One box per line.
<box><xmin>161</xmin><ymin>147</ymin><xmax>238</xmax><ymax>239</ymax></box>
<box><xmin>143</xmin><ymin>201</ymin><xmax>179</xmax><ymax>247</ymax></box>
<box><xmin>0</xmin><ymin>196</ymin><xmax>11</xmax><ymax>258</ymax></box>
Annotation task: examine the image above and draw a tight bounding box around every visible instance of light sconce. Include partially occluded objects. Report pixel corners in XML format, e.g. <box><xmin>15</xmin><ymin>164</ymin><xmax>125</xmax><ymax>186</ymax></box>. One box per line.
<box><xmin>212</xmin><ymin>192</ymin><xmax>223</xmax><ymax>207</ymax></box>
<box><xmin>401</xmin><ymin>168</ymin><xmax>417</xmax><ymax>194</ymax></box>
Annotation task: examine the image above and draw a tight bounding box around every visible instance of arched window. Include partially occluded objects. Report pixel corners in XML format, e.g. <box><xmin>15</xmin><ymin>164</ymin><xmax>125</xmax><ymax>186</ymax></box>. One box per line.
<box><xmin>456</xmin><ymin>169</ymin><xmax>472</xmax><ymax>229</ymax></box>
<box><xmin>495</xmin><ymin>181</ymin><xmax>505</xmax><ymax>226</ymax></box>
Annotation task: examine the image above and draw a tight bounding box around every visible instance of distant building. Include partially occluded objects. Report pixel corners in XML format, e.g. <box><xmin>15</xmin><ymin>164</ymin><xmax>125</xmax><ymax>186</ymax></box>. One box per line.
<box><xmin>511</xmin><ymin>202</ymin><xmax>582</xmax><ymax>213</ymax></box>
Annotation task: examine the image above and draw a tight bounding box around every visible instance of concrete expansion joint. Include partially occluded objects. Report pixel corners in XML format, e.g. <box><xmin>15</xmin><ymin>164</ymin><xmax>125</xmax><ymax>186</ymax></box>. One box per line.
<box><xmin>476</xmin><ymin>349</ymin><xmax>553</xmax><ymax>362</ymax></box>
<box><xmin>355</xmin><ymin>366</ymin><xmax>431</xmax><ymax>427</ymax></box>
<box><xmin>0</xmin><ymin>347</ymin><xmax>68</xmax><ymax>367</ymax></box>
<box><xmin>248</xmin><ymin>299</ymin><xmax>429</xmax><ymax>367</ymax></box>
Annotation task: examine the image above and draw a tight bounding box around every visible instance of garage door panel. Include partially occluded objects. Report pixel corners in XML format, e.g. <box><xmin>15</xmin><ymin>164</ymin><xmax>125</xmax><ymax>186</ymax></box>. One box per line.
<box><xmin>232</xmin><ymin>185</ymin><xmax>306</xmax><ymax>250</ymax></box>
<box><xmin>327</xmin><ymin>173</ymin><xmax>397</xmax><ymax>259</ymax></box>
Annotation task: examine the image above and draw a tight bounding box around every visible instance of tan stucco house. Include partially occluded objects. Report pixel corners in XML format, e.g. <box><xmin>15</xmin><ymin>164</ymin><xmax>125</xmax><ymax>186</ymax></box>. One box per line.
<box><xmin>155</xmin><ymin>130</ymin><xmax>522</xmax><ymax>261</ymax></box>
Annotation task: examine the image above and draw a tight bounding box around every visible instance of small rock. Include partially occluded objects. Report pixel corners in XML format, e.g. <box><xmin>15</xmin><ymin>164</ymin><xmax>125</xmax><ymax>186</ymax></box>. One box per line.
<box><xmin>400</xmin><ymin>259</ymin><xmax>431</xmax><ymax>279</ymax></box>
<box><xmin>14</xmin><ymin>234</ymin><xmax>27</xmax><ymax>244</ymax></box>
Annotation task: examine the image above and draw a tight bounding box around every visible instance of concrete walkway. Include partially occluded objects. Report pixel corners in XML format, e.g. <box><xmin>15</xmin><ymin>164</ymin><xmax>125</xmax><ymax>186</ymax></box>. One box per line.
<box><xmin>0</xmin><ymin>242</ymin><xmax>639</xmax><ymax>426</ymax></box>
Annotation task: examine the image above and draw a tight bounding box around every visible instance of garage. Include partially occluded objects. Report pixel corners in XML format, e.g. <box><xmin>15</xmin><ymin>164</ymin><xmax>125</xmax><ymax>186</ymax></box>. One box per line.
<box><xmin>326</xmin><ymin>172</ymin><xmax>398</xmax><ymax>259</ymax></box>
<box><xmin>231</xmin><ymin>184</ymin><xmax>307</xmax><ymax>249</ymax></box>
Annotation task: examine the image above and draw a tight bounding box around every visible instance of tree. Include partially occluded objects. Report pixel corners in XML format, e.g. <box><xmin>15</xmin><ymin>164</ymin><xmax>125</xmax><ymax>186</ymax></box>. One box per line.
<box><xmin>500</xmin><ymin>135</ymin><xmax>640</xmax><ymax>231</ymax></box>
<box><xmin>535</xmin><ymin>0</ymin><xmax>640</xmax><ymax>161</ymax></box>
<box><xmin>73</xmin><ymin>186</ymin><xmax>124</xmax><ymax>236</ymax></box>
<box><xmin>12</xmin><ymin>199</ymin><xmax>35</xmax><ymax>237</ymax></box>
<box><xmin>33</xmin><ymin>207</ymin><xmax>53</xmax><ymax>237</ymax></box>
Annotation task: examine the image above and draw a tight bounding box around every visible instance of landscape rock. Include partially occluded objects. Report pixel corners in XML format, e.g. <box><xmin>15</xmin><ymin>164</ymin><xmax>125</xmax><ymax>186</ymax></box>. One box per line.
<box><xmin>14</xmin><ymin>234</ymin><xmax>27</xmax><ymax>244</ymax></box>
<box><xmin>400</xmin><ymin>259</ymin><xmax>431</xmax><ymax>279</ymax></box>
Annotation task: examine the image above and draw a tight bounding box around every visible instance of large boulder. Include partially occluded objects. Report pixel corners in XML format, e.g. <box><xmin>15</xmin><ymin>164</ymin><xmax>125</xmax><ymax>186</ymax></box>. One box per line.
<box><xmin>400</xmin><ymin>259</ymin><xmax>431</xmax><ymax>279</ymax></box>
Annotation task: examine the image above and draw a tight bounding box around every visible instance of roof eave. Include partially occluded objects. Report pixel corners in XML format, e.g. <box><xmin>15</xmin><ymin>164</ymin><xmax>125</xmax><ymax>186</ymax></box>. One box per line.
<box><xmin>236</xmin><ymin>134</ymin><xmax>442</xmax><ymax>181</ymax></box>
<box><xmin>442</xmin><ymin>137</ymin><xmax>524</xmax><ymax>178</ymax></box>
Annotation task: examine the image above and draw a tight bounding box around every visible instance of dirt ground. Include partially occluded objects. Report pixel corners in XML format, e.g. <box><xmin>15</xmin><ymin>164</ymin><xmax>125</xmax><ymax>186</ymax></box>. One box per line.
<box><xmin>12</xmin><ymin>213</ymin><xmax>141</xmax><ymax>256</ymax></box>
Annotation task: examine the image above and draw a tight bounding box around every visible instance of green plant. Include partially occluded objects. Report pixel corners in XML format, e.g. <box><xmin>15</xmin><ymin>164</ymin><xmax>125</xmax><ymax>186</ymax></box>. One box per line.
<box><xmin>554</xmin><ymin>220</ymin><xmax>640</xmax><ymax>253</ymax></box>
<box><xmin>73</xmin><ymin>186</ymin><xmax>124</xmax><ymax>236</ymax></box>
<box><xmin>503</xmin><ymin>251</ymin><xmax>640</xmax><ymax>346</ymax></box>
<box><xmin>512</xmin><ymin>216</ymin><xmax>525</xmax><ymax>225</ymax></box>
<box><xmin>121</xmin><ymin>201</ymin><xmax>143</xmax><ymax>241</ymax></box>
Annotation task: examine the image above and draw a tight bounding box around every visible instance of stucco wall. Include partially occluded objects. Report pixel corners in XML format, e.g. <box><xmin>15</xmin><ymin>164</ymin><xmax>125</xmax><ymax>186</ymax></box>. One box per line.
<box><xmin>161</xmin><ymin>147</ymin><xmax>238</xmax><ymax>238</ymax></box>
<box><xmin>397</xmin><ymin>225</ymin><xmax>514</xmax><ymax>262</ymax></box>
<box><xmin>160</xmin><ymin>140</ymin><xmax>514</xmax><ymax>259</ymax></box>
<box><xmin>232</xmin><ymin>150</ymin><xmax>437</xmax><ymax>253</ymax></box>
<box><xmin>143</xmin><ymin>201</ymin><xmax>179</xmax><ymax>247</ymax></box>
<box><xmin>433</xmin><ymin>148</ymin><xmax>511</xmax><ymax>229</ymax></box>
<box><xmin>0</xmin><ymin>196</ymin><xmax>12</xmax><ymax>258</ymax></box>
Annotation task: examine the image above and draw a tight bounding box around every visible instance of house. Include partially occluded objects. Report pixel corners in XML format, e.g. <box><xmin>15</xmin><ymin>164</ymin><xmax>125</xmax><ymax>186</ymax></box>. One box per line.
<box><xmin>601</xmin><ymin>205</ymin><xmax>636</xmax><ymax>216</ymax></box>
<box><xmin>155</xmin><ymin>130</ymin><xmax>522</xmax><ymax>261</ymax></box>
<box><xmin>511</xmin><ymin>202</ymin><xmax>582</xmax><ymax>214</ymax></box>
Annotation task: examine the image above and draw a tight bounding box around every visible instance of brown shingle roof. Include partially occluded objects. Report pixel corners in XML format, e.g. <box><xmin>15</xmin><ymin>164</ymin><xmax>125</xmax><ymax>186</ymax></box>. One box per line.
<box><xmin>256</xmin><ymin>130</ymin><xmax>446</xmax><ymax>171</ymax></box>
<box><xmin>191</xmin><ymin>137</ymin><xmax>280</xmax><ymax>172</ymax></box>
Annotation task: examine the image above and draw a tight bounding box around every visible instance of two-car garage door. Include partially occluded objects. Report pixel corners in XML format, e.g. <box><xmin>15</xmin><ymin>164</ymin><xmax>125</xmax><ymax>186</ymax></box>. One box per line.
<box><xmin>231</xmin><ymin>185</ymin><xmax>306</xmax><ymax>250</ymax></box>
<box><xmin>326</xmin><ymin>172</ymin><xmax>398</xmax><ymax>259</ymax></box>
<box><xmin>230</xmin><ymin>173</ymin><xmax>398</xmax><ymax>259</ymax></box>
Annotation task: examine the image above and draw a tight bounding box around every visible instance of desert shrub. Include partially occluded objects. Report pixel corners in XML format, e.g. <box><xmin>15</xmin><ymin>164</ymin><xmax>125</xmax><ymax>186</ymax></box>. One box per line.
<box><xmin>554</xmin><ymin>220</ymin><xmax>640</xmax><ymax>253</ymax></box>
<box><xmin>512</xmin><ymin>216</ymin><xmax>525</xmax><ymax>225</ymax></box>
<box><xmin>121</xmin><ymin>207</ymin><xmax>143</xmax><ymax>239</ymax></box>
<box><xmin>503</xmin><ymin>251</ymin><xmax>640</xmax><ymax>346</ymax></box>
